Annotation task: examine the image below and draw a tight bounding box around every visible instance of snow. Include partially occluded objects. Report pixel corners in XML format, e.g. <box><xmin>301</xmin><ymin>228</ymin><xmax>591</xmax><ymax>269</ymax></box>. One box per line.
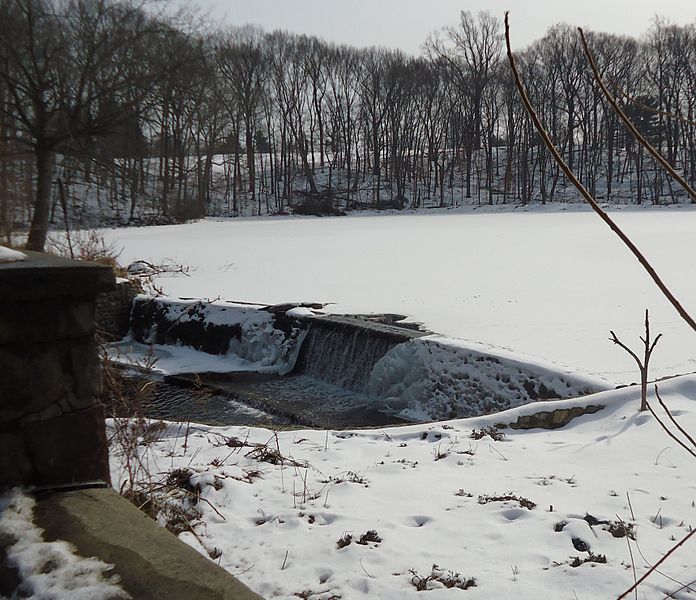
<box><xmin>108</xmin><ymin>376</ymin><xmax>696</xmax><ymax>599</ymax></box>
<box><xmin>367</xmin><ymin>335</ymin><xmax>609</xmax><ymax>420</ymax></box>
<box><xmin>93</xmin><ymin>207</ymin><xmax>696</xmax><ymax>597</ymax></box>
<box><xmin>100</xmin><ymin>207</ymin><xmax>696</xmax><ymax>383</ymax></box>
<box><xmin>124</xmin><ymin>296</ymin><xmax>306</xmax><ymax>375</ymax></box>
<box><xmin>109</xmin><ymin>340</ymin><xmax>276</xmax><ymax>375</ymax></box>
<box><xmin>286</xmin><ymin>306</ymin><xmax>316</xmax><ymax>318</ymax></box>
<box><xmin>0</xmin><ymin>246</ymin><xmax>26</xmax><ymax>263</ymax></box>
<box><xmin>0</xmin><ymin>489</ymin><xmax>128</xmax><ymax>600</ymax></box>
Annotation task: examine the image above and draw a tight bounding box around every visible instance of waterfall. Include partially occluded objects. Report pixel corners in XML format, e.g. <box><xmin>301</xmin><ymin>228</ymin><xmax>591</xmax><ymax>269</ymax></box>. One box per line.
<box><xmin>293</xmin><ymin>316</ymin><xmax>425</xmax><ymax>394</ymax></box>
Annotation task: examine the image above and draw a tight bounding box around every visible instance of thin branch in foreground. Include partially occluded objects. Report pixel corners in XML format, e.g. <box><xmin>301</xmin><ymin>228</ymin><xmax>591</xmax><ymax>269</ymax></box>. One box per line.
<box><xmin>645</xmin><ymin>393</ymin><xmax>696</xmax><ymax>460</ymax></box>
<box><xmin>654</xmin><ymin>386</ymin><xmax>696</xmax><ymax>451</ymax></box>
<box><xmin>617</xmin><ymin>527</ymin><xmax>696</xmax><ymax>600</ymax></box>
<box><xmin>503</xmin><ymin>12</ymin><xmax>696</xmax><ymax>336</ymax></box>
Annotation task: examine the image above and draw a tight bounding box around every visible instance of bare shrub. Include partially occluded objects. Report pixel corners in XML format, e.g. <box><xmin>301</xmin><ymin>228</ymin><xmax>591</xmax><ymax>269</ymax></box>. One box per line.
<box><xmin>471</xmin><ymin>426</ymin><xmax>505</xmax><ymax>441</ymax></box>
<box><xmin>478</xmin><ymin>493</ymin><xmax>536</xmax><ymax>510</ymax></box>
<box><xmin>409</xmin><ymin>564</ymin><xmax>476</xmax><ymax>591</ymax></box>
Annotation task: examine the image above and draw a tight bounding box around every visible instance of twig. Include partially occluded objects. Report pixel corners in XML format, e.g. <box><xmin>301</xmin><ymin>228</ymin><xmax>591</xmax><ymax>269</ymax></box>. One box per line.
<box><xmin>622</xmin><ymin>527</ymin><xmax>638</xmax><ymax>600</ymax></box>
<box><xmin>180</xmin><ymin>489</ymin><xmax>226</xmax><ymax>521</ymax></box>
<box><xmin>626</xmin><ymin>492</ymin><xmax>635</xmax><ymax>521</ymax></box>
<box><xmin>663</xmin><ymin>576</ymin><xmax>696</xmax><ymax>599</ymax></box>
<box><xmin>230</xmin><ymin>563</ymin><xmax>256</xmax><ymax>577</ymax></box>
<box><xmin>609</xmin><ymin>331</ymin><xmax>642</xmax><ymax>367</ymax></box>
<box><xmin>617</xmin><ymin>527</ymin><xmax>696</xmax><ymax>599</ymax></box>
<box><xmin>645</xmin><ymin>396</ymin><xmax>696</xmax><ymax>459</ymax></box>
<box><xmin>654</xmin><ymin>447</ymin><xmax>671</xmax><ymax>466</ymax></box>
<box><xmin>57</xmin><ymin>178</ymin><xmax>73</xmax><ymax>259</ymax></box>
<box><xmin>359</xmin><ymin>559</ymin><xmax>374</xmax><ymax>578</ymax></box>
<box><xmin>488</xmin><ymin>444</ymin><xmax>508</xmax><ymax>461</ymax></box>
<box><xmin>655</xmin><ymin>386</ymin><xmax>696</xmax><ymax>450</ymax></box>
<box><xmin>281</xmin><ymin>550</ymin><xmax>289</xmax><ymax>570</ymax></box>
<box><xmin>504</xmin><ymin>13</ymin><xmax>696</xmax><ymax>336</ymax></box>
<box><xmin>183</xmin><ymin>421</ymin><xmax>191</xmax><ymax>453</ymax></box>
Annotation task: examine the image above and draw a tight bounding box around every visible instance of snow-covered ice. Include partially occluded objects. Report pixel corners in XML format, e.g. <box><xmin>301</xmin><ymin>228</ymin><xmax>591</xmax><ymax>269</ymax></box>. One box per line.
<box><xmin>367</xmin><ymin>335</ymin><xmax>608</xmax><ymax>420</ymax></box>
<box><xmin>100</xmin><ymin>207</ymin><xmax>696</xmax><ymax>383</ymax></box>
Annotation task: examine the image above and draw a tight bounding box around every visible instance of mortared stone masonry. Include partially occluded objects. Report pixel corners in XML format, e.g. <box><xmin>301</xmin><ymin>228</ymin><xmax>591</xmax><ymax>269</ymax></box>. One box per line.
<box><xmin>0</xmin><ymin>251</ymin><xmax>114</xmax><ymax>489</ymax></box>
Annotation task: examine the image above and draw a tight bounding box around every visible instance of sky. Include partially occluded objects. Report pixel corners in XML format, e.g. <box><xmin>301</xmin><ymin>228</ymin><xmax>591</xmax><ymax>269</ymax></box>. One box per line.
<box><xmin>186</xmin><ymin>0</ymin><xmax>695</xmax><ymax>53</ymax></box>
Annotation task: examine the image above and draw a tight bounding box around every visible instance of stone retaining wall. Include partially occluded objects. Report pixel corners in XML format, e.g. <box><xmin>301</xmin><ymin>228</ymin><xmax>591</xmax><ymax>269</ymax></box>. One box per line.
<box><xmin>0</xmin><ymin>251</ymin><xmax>114</xmax><ymax>489</ymax></box>
<box><xmin>497</xmin><ymin>404</ymin><xmax>605</xmax><ymax>430</ymax></box>
<box><xmin>96</xmin><ymin>278</ymin><xmax>142</xmax><ymax>339</ymax></box>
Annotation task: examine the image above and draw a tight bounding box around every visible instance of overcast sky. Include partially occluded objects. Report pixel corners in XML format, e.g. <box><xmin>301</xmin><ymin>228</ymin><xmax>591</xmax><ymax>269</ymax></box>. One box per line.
<box><xmin>186</xmin><ymin>0</ymin><xmax>695</xmax><ymax>52</ymax></box>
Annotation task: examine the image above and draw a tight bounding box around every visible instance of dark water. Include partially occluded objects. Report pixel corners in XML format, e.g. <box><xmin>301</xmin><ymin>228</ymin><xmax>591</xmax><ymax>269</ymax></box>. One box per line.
<box><xmin>127</xmin><ymin>313</ymin><xmax>425</xmax><ymax>429</ymax></box>
<box><xmin>138</xmin><ymin>377</ymin><xmax>292</xmax><ymax>428</ymax></box>
<box><xmin>137</xmin><ymin>372</ymin><xmax>411</xmax><ymax>429</ymax></box>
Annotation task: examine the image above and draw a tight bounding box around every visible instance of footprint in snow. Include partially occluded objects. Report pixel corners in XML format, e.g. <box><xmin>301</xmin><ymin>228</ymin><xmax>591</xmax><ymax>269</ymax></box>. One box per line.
<box><xmin>403</xmin><ymin>515</ymin><xmax>432</xmax><ymax>527</ymax></box>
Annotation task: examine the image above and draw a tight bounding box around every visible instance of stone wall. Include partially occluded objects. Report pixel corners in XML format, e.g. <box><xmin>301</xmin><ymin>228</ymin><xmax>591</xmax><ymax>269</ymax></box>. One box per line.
<box><xmin>496</xmin><ymin>404</ymin><xmax>605</xmax><ymax>430</ymax></box>
<box><xmin>96</xmin><ymin>278</ymin><xmax>142</xmax><ymax>339</ymax></box>
<box><xmin>0</xmin><ymin>251</ymin><xmax>114</xmax><ymax>489</ymax></box>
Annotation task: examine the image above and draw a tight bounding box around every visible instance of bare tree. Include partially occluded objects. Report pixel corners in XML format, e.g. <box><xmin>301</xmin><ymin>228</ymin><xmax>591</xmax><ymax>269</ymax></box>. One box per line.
<box><xmin>0</xmin><ymin>0</ymin><xmax>178</xmax><ymax>250</ymax></box>
<box><xmin>609</xmin><ymin>310</ymin><xmax>662</xmax><ymax>412</ymax></box>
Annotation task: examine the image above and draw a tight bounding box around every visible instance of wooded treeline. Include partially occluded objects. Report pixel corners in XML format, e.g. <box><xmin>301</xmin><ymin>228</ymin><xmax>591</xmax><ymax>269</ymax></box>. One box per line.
<box><xmin>1</xmin><ymin>1</ymin><xmax>695</xmax><ymax>247</ymax></box>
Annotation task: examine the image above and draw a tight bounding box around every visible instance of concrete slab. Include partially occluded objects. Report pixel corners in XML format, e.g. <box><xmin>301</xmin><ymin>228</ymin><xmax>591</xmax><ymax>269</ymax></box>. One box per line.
<box><xmin>33</xmin><ymin>487</ymin><xmax>262</xmax><ymax>600</ymax></box>
<box><xmin>0</xmin><ymin>250</ymin><xmax>114</xmax><ymax>301</ymax></box>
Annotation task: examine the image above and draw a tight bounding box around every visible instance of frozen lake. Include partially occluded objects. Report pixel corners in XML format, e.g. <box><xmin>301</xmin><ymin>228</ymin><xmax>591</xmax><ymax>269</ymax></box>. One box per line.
<box><xmin>102</xmin><ymin>207</ymin><xmax>696</xmax><ymax>383</ymax></box>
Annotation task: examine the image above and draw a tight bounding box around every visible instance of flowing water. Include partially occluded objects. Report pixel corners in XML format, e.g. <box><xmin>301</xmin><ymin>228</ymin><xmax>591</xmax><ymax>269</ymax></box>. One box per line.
<box><xmin>132</xmin><ymin>315</ymin><xmax>426</xmax><ymax>429</ymax></box>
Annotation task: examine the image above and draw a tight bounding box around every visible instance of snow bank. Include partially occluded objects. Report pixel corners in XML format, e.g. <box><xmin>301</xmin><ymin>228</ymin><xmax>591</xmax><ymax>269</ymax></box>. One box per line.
<box><xmin>368</xmin><ymin>335</ymin><xmax>610</xmax><ymax>420</ymax></box>
<box><xmin>127</xmin><ymin>296</ymin><xmax>306</xmax><ymax>375</ymax></box>
<box><xmin>0</xmin><ymin>489</ymin><xmax>128</xmax><ymax>599</ymax></box>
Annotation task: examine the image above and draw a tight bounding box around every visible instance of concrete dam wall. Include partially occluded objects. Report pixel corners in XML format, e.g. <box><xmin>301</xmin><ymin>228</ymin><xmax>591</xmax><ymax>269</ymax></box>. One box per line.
<box><xmin>124</xmin><ymin>296</ymin><xmax>608</xmax><ymax>423</ymax></box>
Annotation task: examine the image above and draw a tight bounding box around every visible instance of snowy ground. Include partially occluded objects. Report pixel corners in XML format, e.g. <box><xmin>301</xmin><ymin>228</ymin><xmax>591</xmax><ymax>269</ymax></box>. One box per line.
<box><xmin>99</xmin><ymin>205</ymin><xmax>696</xmax><ymax>383</ymax></box>
<box><xmin>109</xmin><ymin>376</ymin><xmax>696</xmax><ymax>599</ymax></box>
<box><xmin>12</xmin><ymin>206</ymin><xmax>689</xmax><ymax>599</ymax></box>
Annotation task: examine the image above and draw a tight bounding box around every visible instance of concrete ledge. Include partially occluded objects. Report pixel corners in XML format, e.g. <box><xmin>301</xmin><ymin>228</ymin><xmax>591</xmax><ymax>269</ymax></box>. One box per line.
<box><xmin>0</xmin><ymin>251</ymin><xmax>114</xmax><ymax>301</ymax></box>
<box><xmin>33</xmin><ymin>488</ymin><xmax>262</xmax><ymax>600</ymax></box>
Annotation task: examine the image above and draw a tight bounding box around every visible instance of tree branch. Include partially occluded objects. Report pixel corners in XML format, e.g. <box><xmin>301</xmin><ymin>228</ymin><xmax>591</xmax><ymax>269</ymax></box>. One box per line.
<box><xmin>504</xmin><ymin>12</ymin><xmax>696</xmax><ymax>336</ymax></box>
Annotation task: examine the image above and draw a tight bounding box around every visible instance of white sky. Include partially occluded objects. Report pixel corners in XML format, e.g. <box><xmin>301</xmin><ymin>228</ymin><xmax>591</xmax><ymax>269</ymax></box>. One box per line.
<box><xmin>186</xmin><ymin>0</ymin><xmax>695</xmax><ymax>52</ymax></box>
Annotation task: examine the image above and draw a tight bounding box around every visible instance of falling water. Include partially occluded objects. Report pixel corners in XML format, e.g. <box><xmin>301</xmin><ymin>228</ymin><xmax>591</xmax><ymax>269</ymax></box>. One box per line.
<box><xmin>293</xmin><ymin>316</ymin><xmax>426</xmax><ymax>393</ymax></box>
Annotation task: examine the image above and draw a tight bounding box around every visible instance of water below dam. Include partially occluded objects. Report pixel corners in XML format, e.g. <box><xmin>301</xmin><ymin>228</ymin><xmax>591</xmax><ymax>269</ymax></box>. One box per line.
<box><xmin>133</xmin><ymin>371</ymin><xmax>413</xmax><ymax>429</ymax></box>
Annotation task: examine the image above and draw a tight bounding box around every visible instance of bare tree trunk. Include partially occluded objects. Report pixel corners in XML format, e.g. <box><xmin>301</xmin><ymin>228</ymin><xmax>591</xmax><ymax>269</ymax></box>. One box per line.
<box><xmin>26</xmin><ymin>147</ymin><xmax>54</xmax><ymax>251</ymax></box>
